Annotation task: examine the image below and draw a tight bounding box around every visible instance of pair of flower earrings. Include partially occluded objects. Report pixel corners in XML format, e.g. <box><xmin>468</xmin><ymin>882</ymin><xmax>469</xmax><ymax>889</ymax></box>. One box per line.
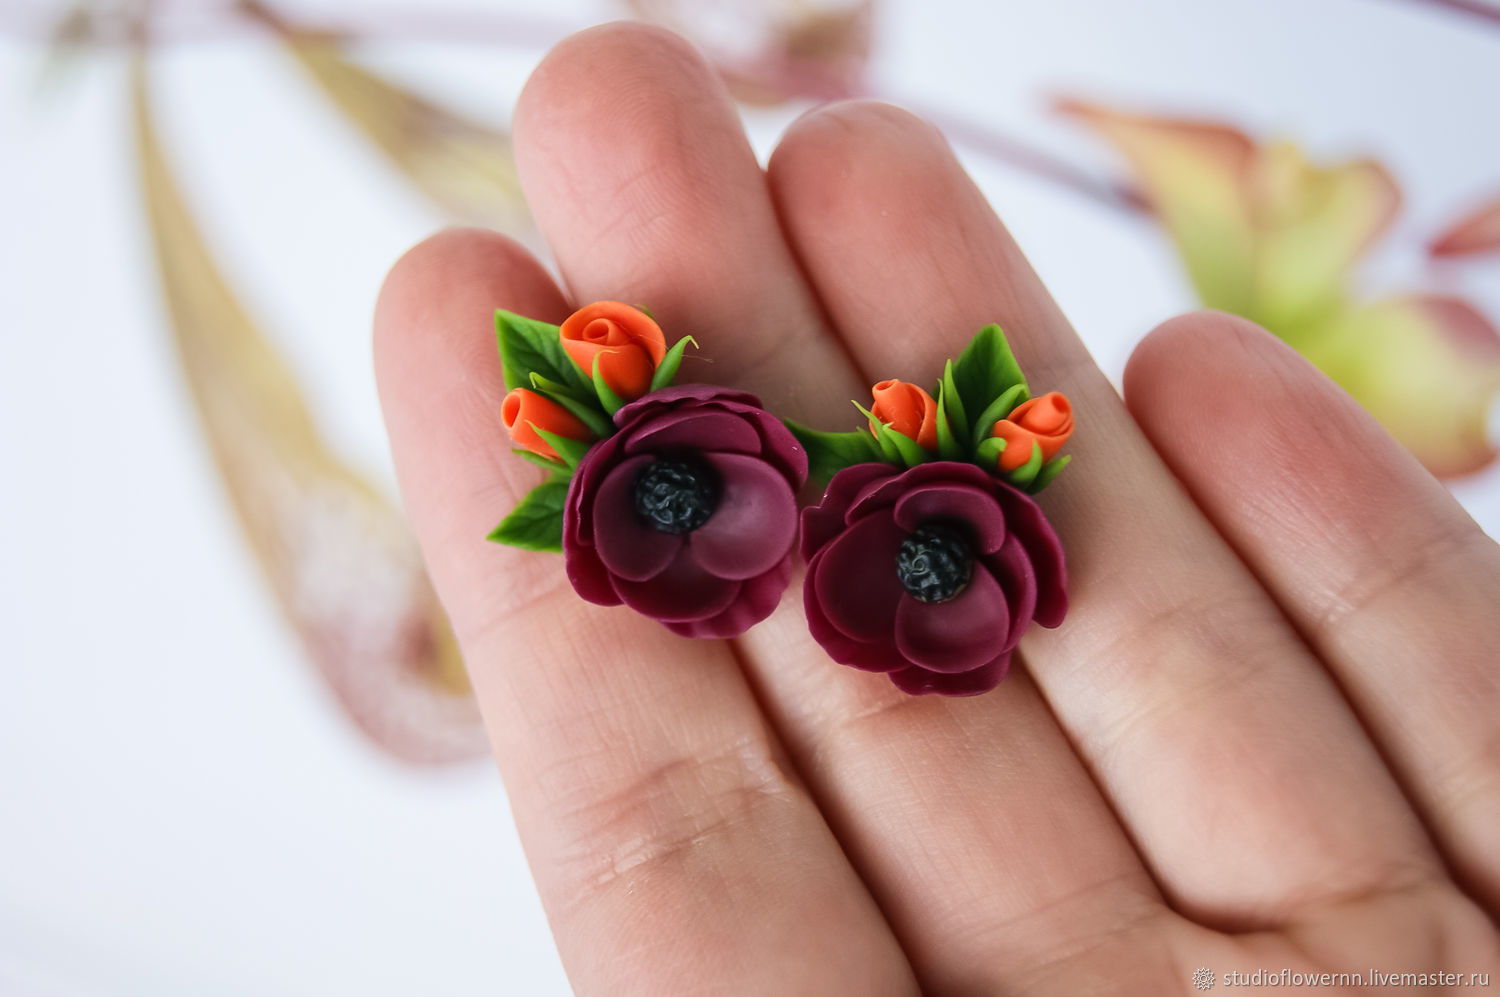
<box><xmin>489</xmin><ymin>302</ymin><xmax>1072</xmax><ymax>697</ymax></box>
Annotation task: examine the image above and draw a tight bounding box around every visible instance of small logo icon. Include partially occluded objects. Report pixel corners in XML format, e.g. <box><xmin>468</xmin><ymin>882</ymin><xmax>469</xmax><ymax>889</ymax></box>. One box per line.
<box><xmin>1191</xmin><ymin>967</ymin><xmax>1215</xmax><ymax>991</ymax></box>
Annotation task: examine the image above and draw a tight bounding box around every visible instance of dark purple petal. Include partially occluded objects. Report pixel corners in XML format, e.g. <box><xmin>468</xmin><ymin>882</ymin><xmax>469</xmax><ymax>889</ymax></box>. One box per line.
<box><xmin>565</xmin><ymin>543</ymin><xmax>621</xmax><ymax>606</ymax></box>
<box><xmin>800</xmin><ymin>463</ymin><xmax>899</xmax><ymax>560</ymax></box>
<box><xmin>893</xmin><ymin>566</ymin><xmax>1011</xmax><ymax>673</ymax></box>
<box><xmin>804</xmin><ymin>550</ymin><xmax>910</xmax><ymax>672</ymax></box>
<box><xmin>893</xmin><ymin>483</ymin><xmax>1007</xmax><ymax>554</ymax></box>
<box><xmin>985</xmin><ymin>534</ymin><xmax>1038</xmax><ymax>648</ymax></box>
<box><xmin>847</xmin><ymin>461</ymin><xmax>994</xmax><ymax>523</ymax></box>
<box><xmin>743</xmin><ymin>409</ymin><xmax>808</xmax><ymax>490</ymax></box>
<box><xmin>625</xmin><ymin>410</ymin><xmax>763</xmax><ymax>457</ymax></box>
<box><xmin>613</xmin><ymin>384</ymin><xmax>765</xmax><ymax>430</ymax></box>
<box><xmin>993</xmin><ymin>485</ymin><xmax>1068</xmax><ymax>627</ymax></box>
<box><xmin>688</xmin><ymin>453</ymin><xmax>798</xmax><ymax>580</ymax></box>
<box><xmin>590</xmin><ymin>455</ymin><xmax>684</xmax><ymax>581</ymax></box>
<box><xmin>610</xmin><ymin>545</ymin><xmax>743</xmax><ymax>623</ymax></box>
<box><xmin>565</xmin><ymin>433</ymin><xmax>626</xmax><ymax>548</ymax></box>
<box><xmin>889</xmin><ymin>654</ymin><xmax>1011</xmax><ymax>696</ymax></box>
<box><xmin>666</xmin><ymin>555</ymin><xmax>792</xmax><ymax>639</ymax></box>
<box><xmin>811</xmin><ymin>511</ymin><xmax>906</xmax><ymax>642</ymax></box>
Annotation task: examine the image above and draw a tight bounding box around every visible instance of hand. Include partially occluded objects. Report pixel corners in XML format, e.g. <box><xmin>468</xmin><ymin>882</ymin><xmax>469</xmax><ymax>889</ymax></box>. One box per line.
<box><xmin>374</xmin><ymin>23</ymin><xmax>1500</xmax><ymax>995</ymax></box>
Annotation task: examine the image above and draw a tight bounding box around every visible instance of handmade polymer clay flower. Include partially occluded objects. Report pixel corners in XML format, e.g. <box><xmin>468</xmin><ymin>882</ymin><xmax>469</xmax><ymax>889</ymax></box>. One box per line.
<box><xmin>787</xmin><ymin>324</ymin><xmax>1074</xmax><ymax>696</ymax></box>
<box><xmin>487</xmin><ymin>303</ymin><xmax>806</xmax><ymax>639</ymax></box>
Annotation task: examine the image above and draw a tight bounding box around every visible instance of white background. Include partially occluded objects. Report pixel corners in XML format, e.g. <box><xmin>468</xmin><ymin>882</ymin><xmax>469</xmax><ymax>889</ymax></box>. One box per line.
<box><xmin>3</xmin><ymin>0</ymin><xmax>1498</xmax><ymax>993</ymax></box>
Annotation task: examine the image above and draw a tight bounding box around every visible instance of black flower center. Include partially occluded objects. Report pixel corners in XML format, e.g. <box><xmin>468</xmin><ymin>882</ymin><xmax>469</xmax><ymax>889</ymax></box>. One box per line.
<box><xmin>895</xmin><ymin>524</ymin><xmax>973</xmax><ymax>603</ymax></box>
<box><xmin>633</xmin><ymin>457</ymin><xmax>719</xmax><ymax>535</ymax></box>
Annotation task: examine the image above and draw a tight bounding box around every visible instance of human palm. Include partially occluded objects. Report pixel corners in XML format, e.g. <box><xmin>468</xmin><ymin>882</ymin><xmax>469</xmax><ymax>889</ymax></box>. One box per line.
<box><xmin>375</xmin><ymin>23</ymin><xmax>1500</xmax><ymax>995</ymax></box>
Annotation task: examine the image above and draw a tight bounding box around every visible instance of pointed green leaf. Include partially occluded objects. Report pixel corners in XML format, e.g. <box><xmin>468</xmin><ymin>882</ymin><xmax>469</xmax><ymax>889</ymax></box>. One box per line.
<box><xmin>511</xmin><ymin>448</ymin><xmax>569</xmax><ymax>472</ymax></box>
<box><xmin>853</xmin><ymin>402</ymin><xmax>925</xmax><ymax>467</ymax></box>
<box><xmin>1028</xmin><ymin>454</ymin><xmax>1071</xmax><ymax>493</ymax></box>
<box><xmin>940</xmin><ymin>360</ymin><xmax>970</xmax><ymax>449</ymax></box>
<box><xmin>951</xmin><ymin>324</ymin><xmax>1029</xmax><ymax>425</ymax></box>
<box><xmin>934</xmin><ymin>379</ymin><xmax>964</xmax><ymax>461</ymax></box>
<box><xmin>975</xmin><ymin>436</ymin><xmax>1005</xmax><ymax>468</ymax></box>
<box><xmin>496</xmin><ymin>309</ymin><xmax>592</xmax><ymax>395</ymax></box>
<box><xmin>529</xmin><ymin>371</ymin><xmax>588</xmax><ymax>402</ymax></box>
<box><xmin>590</xmin><ymin>354</ymin><xmax>626</xmax><ymax>416</ymax></box>
<box><xmin>1005</xmin><ymin>441</ymin><xmax>1045</xmax><ymax>489</ymax></box>
<box><xmin>531</xmin><ymin>426</ymin><xmax>592</xmax><ymax>469</ymax></box>
<box><xmin>650</xmin><ymin>335</ymin><xmax>697</xmax><ymax>392</ymax></box>
<box><xmin>851</xmin><ymin>402</ymin><xmax>904</xmax><ymax>464</ymax></box>
<box><xmin>486</xmin><ymin>476</ymin><xmax>568</xmax><ymax>552</ymax></box>
<box><xmin>532</xmin><ymin>380</ymin><xmax>613</xmax><ymax>439</ymax></box>
<box><xmin>969</xmin><ymin>383</ymin><xmax>1031</xmax><ymax>448</ymax></box>
<box><xmin>784</xmin><ymin>419</ymin><xmax>882</xmax><ymax>480</ymax></box>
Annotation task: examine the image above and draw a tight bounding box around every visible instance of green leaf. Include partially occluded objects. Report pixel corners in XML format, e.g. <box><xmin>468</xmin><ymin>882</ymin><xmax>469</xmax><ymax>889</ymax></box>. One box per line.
<box><xmin>511</xmin><ymin>448</ymin><xmax>569</xmax><ymax>472</ymax></box>
<box><xmin>975</xmin><ymin>436</ymin><xmax>1005</xmax><ymax>468</ymax></box>
<box><xmin>650</xmin><ymin>335</ymin><xmax>697</xmax><ymax>392</ymax></box>
<box><xmin>531</xmin><ymin>426</ymin><xmax>592</xmax><ymax>469</ymax></box>
<box><xmin>1005</xmin><ymin>441</ymin><xmax>1045</xmax><ymax>489</ymax></box>
<box><xmin>531</xmin><ymin>380</ymin><xmax>613</xmax><ymax>439</ymax></box>
<box><xmin>1028</xmin><ymin>454</ymin><xmax>1071</xmax><ymax>493</ymax></box>
<box><xmin>784</xmin><ymin>419</ymin><xmax>882</xmax><ymax>480</ymax></box>
<box><xmin>950</xmin><ymin>324</ymin><xmax>1029</xmax><ymax>427</ymax></box>
<box><xmin>496</xmin><ymin>309</ymin><xmax>593</xmax><ymax>396</ymax></box>
<box><xmin>934</xmin><ymin>379</ymin><xmax>964</xmax><ymax>461</ymax></box>
<box><xmin>969</xmin><ymin>383</ymin><xmax>1030</xmax><ymax>449</ymax></box>
<box><xmin>528</xmin><ymin>371</ymin><xmax>589</xmax><ymax>402</ymax></box>
<box><xmin>940</xmin><ymin>360</ymin><xmax>970</xmax><ymax>450</ymax></box>
<box><xmin>590</xmin><ymin>354</ymin><xmax>626</xmax><ymax>416</ymax></box>
<box><xmin>486</xmin><ymin>476</ymin><xmax>568</xmax><ymax>552</ymax></box>
<box><xmin>855</xmin><ymin>402</ymin><xmax>925</xmax><ymax>467</ymax></box>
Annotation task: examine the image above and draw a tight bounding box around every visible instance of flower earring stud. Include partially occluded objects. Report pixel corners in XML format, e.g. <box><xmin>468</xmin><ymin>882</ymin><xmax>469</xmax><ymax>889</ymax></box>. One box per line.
<box><xmin>787</xmin><ymin>324</ymin><xmax>1073</xmax><ymax>697</ymax></box>
<box><xmin>487</xmin><ymin>302</ymin><xmax>807</xmax><ymax>638</ymax></box>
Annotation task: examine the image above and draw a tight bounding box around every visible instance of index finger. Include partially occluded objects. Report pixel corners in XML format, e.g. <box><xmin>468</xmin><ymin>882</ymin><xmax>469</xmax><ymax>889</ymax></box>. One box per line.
<box><xmin>374</xmin><ymin>227</ymin><xmax>913</xmax><ymax>993</ymax></box>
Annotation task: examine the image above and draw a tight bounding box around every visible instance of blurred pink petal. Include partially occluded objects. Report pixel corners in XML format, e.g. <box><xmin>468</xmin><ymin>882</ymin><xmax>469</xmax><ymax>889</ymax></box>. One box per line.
<box><xmin>1430</xmin><ymin>195</ymin><xmax>1500</xmax><ymax>258</ymax></box>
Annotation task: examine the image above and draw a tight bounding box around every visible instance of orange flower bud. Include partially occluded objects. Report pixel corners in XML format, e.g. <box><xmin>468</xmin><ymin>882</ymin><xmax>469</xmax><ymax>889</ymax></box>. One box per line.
<box><xmin>560</xmin><ymin>301</ymin><xmax>668</xmax><ymax>401</ymax></box>
<box><xmin>502</xmin><ymin>388</ymin><xmax>594</xmax><ymax>461</ymax></box>
<box><xmin>991</xmin><ymin>391</ymin><xmax>1074</xmax><ymax>471</ymax></box>
<box><xmin>869</xmin><ymin>379</ymin><xmax>938</xmax><ymax>449</ymax></box>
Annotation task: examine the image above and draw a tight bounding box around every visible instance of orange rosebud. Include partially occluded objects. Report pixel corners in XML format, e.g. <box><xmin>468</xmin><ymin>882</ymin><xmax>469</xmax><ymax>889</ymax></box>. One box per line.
<box><xmin>502</xmin><ymin>388</ymin><xmax>593</xmax><ymax>461</ymax></box>
<box><xmin>869</xmin><ymin>379</ymin><xmax>938</xmax><ymax>449</ymax></box>
<box><xmin>991</xmin><ymin>391</ymin><xmax>1074</xmax><ymax>471</ymax></box>
<box><xmin>560</xmin><ymin>301</ymin><xmax>668</xmax><ymax>401</ymax></box>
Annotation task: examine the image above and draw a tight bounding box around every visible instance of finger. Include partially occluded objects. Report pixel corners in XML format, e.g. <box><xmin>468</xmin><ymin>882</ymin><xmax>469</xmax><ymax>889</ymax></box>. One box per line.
<box><xmin>374</xmin><ymin>228</ymin><xmax>914</xmax><ymax>994</ymax></box>
<box><xmin>1126</xmin><ymin>312</ymin><xmax>1500</xmax><ymax>912</ymax></box>
<box><xmin>767</xmin><ymin>100</ymin><xmax>1442</xmax><ymax>925</ymax></box>
<box><xmin>512</xmin><ymin>22</ymin><xmax>853</xmax><ymax>427</ymax></box>
<box><xmin>512</xmin><ymin>25</ymin><xmax>1172</xmax><ymax>992</ymax></box>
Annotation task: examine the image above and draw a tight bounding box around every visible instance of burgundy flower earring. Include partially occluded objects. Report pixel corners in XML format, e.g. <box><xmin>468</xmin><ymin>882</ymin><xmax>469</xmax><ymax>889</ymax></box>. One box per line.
<box><xmin>787</xmin><ymin>325</ymin><xmax>1073</xmax><ymax>696</ymax></box>
<box><xmin>487</xmin><ymin>302</ymin><xmax>806</xmax><ymax>638</ymax></box>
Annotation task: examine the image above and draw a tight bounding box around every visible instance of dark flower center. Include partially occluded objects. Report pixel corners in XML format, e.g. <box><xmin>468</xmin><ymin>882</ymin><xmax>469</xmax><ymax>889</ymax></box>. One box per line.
<box><xmin>633</xmin><ymin>457</ymin><xmax>719</xmax><ymax>535</ymax></box>
<box><xmin>895</xmin><ymin>524</ymin><xmax>973</xmax><ymax>603</ymax></box>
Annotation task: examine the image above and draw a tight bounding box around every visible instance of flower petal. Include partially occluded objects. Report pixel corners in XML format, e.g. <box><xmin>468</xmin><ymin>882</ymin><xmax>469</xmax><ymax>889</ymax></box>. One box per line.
<box><xmin>985</xmin><ymin>534</ymin><xmax>1038</xmax><ymax>648</ymax></box>
<box><xmin>1311</xmin><ymin>295</ymin><xmax>1500</xmax><ymax>478</ymax></box>
<box><xmin>810</xmin><ymin>511</ymin><xmax>906</xmax><ymax>642</ymax></box>
<box><xmin>1430</xmin><ymin>195</ymin><xmax>1500</xmax><ymax>259</ymax></box>
<box><xmin>993</xmin><ymin>484</ymin><xmax>1068</xmax><ymax>628</ymax></box>
<box><xmin>889</xmin><ymin>654</ymin><xmax>1011</xmax><ymax>697</ymax></box>
<box><xmin>804</xmin><ymin>549</ymin><xmax>909</xmax><ymax>672</ymax></box>
<box><xmin>893</xmin><ymin>566</ymin><xmax>1011</xmax><ymax>674</ymax></box>
<box><xmin>591</xmin><ymin>455</ymin><xmax>684</xmax><ymax>581</ymax></box>
<box><xmin>666</xmin><ymin>555</ymin><xmax>792</xmax><ymax>639</ymax></box>
<box><xmin>610</xmin><ymin>545</ymin><xmax>742</xmax><ymax>623</ymax></box>
<box><xmin>689</xmin><ymin>453</ymin><xmax>798</xmax><ymax>580</ymax></box>
<box><xmin>847</xmin><ymin>460</ymin><xmax>994</xmax><ymax>523</ymax></box>
<box><xmin>565</xmin><ymin>543</ymin><xmax>621</xmax><ymax>606</ymax></box>
<box><xmin>800</xmin><ymin>462</ymin><xmax>899</xmax><ymax>560</ymax></box>
<box><xmin>893</xmin><ymin>483</ymin><xmax>1007</xmax><ymax>554</ymax></box>
<box><xmin>625</xmin><ymin>410</ymin><xmax>763</xmax><ymax>457</ymax></box>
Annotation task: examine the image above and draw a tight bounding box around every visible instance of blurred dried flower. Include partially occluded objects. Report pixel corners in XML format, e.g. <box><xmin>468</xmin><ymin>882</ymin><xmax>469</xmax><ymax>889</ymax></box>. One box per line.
<box><xmin>133</xmin><ymin>59</ymin><xmax>487</xmax><ymax>764</ymax></box>
<box><xmin>1061</xmin><ymin>99</ymin><xmax>1500</xmax><ymax>477</ymax></box>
